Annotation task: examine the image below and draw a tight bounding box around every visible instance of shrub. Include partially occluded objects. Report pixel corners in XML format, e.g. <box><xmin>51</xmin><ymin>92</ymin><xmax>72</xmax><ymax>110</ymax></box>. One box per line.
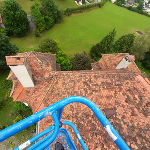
<box><xmin>34</xmin><ymin>29</ymin><xmax>40</xmax><ymax>37</ymax></box>
<box><xmin>39</xmin><ymin>39</ymin><xmax>59</xmax><ymax>53</ymax></box>
<box><xmin>115</xmin><ymin>2</ymin><xmax>150</xmax><ymax>18</ymax></box>
<box><xmin>1</xmin><ymin>0</ymin><xmax>29</xmax><ymax>36</ymax></box>
<box><xmin>64</xmin><ymin>0</ymin><xmax>106</xmax><ymax>16</ymax></box>
<box><xmin>31</xmin><ymin>2</ymin><xmax>46</xmax><ymax>32</ymax></box>
<box><xmin>113</xmin><ymin>34</ymin><xmax>135</xmax><ymax>53</ymax></box>
<box><xmin>0</xmin><ymin>28</ymin><xmax>6</xmax><ymax>36</ymax></box>
<box><xmin>71</xmin><ymin>52</ymin><xmax>92</xmax><ymax>70</ymax></box>
<box><xmin>90</xmin><ymin>29</ymin><xmax>116</xmax><ymax>61</ymax></box>
<box><xmin>41</xmin><ymin>0</ymin><xmax>63</xmax><ymax>29</ymax></box>
<box><xmin>64</xmin><ymin>8</ymin><xmax>72</xmax><ymax>16</ymax></box>
<box><xmin>56</xmin><ymin>50</ymin><xmax>72</xmax><ymax>71</ymax></box>
<box><xmin>14</xmin><ymin>102</ymin><xmax>33</xmax><ymax>118</ymax></box>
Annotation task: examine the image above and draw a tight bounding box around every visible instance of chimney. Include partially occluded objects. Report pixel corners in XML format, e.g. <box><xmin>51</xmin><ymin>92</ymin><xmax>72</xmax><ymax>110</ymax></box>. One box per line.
<box><xmin>116</xmin><ymin>55</ymin><xmax>135</xmax><ymax>69</ymax></box>
<box><xmin>5</xmin><ymin>56</ymin><xmax>34</xmax><ymax>88</ymax></box>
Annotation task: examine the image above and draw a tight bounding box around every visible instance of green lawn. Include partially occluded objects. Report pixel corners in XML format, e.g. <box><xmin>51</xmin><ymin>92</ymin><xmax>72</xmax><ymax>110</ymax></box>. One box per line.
<box><xmin>12</xmin><ymin>2</ymin><xmax>150</xmax><ymax>55</ymax></box>
<box><xmin>54</xmin><ymin>0</ymin><xmax>76</xmax><ymax>10</ymax></box>
<box><xmin>16</xmin><ymin>0</ymin><xmax>40</xmax><ymax>14</ymax></box>
<box><xmin>0</xmin><ymin>0</ymin><xmax>76</xmax><ymax>14</ymax></box>
<box><xmin>16</xmin><ymin>0</ymin><xmax>76</xmax><ymax>14</ymax></box>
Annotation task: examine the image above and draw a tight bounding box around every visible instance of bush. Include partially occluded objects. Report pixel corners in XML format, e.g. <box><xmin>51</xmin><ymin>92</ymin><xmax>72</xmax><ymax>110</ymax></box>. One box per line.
<box><xmin>64</xmin><ymin>8</ymin><xmax>72</xmax><ymax>16</ymax></box>
<box><xmin>31</xmin><ymin>2</ymin><xmax>46</xmax><ymax>32</ymax></box>
<box><xmin>64</xmin><ymin>0</ymin><xmax>107</xmax><ymax>16</ymax></box>
<box><xmin>0</xmin><ymin>28</ymin><xmax>7</xmax><ymax>36</ymax></box>
<box><xmin>56</xmin><ymin>50</ymin><xmax>72</xmax><ymax>71</ymax></box>
<box><xmin>90</xmin><ymin>28</ymin><xmax>116</xmax><ymax>61</ymax></box>
<box><xmin>14</xmin><ymin>102</ymin><xmax>33</xmax><ymax>118</ymax></box>
<box><xmin>113</xmin><ymin>34</ymin><xmax>135</xmax><ymax>53</ymax></box>
<box><xmin>115</xmin><ymin>2</ymin><xmax>150</xmax><ymax>18</ymax></box>
<box><xmin>41</xmin><ymin>0</ymin><xmax>63</xmax><ymax>29</ymax></box>
<box><xmin>38</xmin><ymin>38</ymin><xmax>72</xmax><ymax>70</ymax></box>
<box><xmin>39</xmin><ymin>39</ymin><xmax>59</xmax><ymax>53</ymax></box>
<box><xmin>34</xmin><ymin>29</ymin><xmax>40</xmax><ymax>37</ymax></box>
<box><xmin>71</xmin><ymin>52</ymin><xmax>92</xmax><ymax>70</ymax></box>
<box><xmin>1</xmin><ymin>0</ymin><xmax>29</xmax><ymax>36</ymax></box>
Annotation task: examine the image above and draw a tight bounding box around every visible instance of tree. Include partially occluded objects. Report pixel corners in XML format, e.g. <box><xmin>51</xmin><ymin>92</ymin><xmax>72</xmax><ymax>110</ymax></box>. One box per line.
<box><xmin>56</xmin><ymin>50</ymin><xmax>72</xmax><ymax>71</ymax></box>
<box><xmin>39</xmin><ymin>39</ymin><xmax>59</xmax><ymax>54</ymax></box>
<box><xmin>41</xmin><ymin>0</ymin><xmax>62</xmax><ymax>29</ymax></box>
<box><xmin>38</xmin><ymin>38</ymin><xmax>72</xmax><ymax>71</ymax></box>
<box><xmin>142</xmin><ymin>50</ymin><xmax>150</xmax><ymax>70</ymax></box>
<box><xmin>0</xmin><ymin>33</ymin><xmax>18</xmax><ymax>70</ymax></box>
<box><xmin>71</xmin><ymin>52</ymin><xmax>92</xmax><ymax>70</ymax></box>
<box><xmin>137</xmin><ymin>0</ymin><xmax>144</xmax><ymax>10</ymax></box>
<box><xmin>1</xmin><ymin>0</ymin><xmax>29</xmax><ymax>36</ymax></box>
<box><xmin>132</xmin><ymin>29</ymin><xmax>150</xmax><ymax>61</ymax></box>
<box><xmin>31</xmin><ymin>2</ymin><xmax>46</xmax><ymax>32</ymax></box>
<box><xmin>90</xmin><ymin>29</ymin><xmax>116</xmax><ymax>61</ymax></box>
<box><xmin>113</xmin><ymin>34</ymin><xmax>135</xmax><ymax>53</ymax></box>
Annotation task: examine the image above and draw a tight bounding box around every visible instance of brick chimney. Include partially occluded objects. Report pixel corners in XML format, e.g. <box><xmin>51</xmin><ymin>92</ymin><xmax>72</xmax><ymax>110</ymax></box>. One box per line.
<box><xmin>116</xmin><ymin>55</ymin><xmax>135</xmax><ymax>69</ymax></box>
<box><xmin>5</xmin><ymin>56</ymin><xmax>34</xmax><ymax>88</ymax></box>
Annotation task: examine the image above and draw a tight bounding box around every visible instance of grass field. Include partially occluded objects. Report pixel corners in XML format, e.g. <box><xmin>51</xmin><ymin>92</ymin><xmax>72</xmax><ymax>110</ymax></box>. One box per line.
<box><xmin>16</xmin><ymin>0</ymin><xmax>76</xmax><ymax>13</ymax></box>
<box><xmin>12</xmin><ymin>2</ymin><xmax>150</xmax><ymax>55</ymax></box>
<box><xmin>0</xmin><ymin>0</ymin><xmax>76</xmax><ymax>14</ymax></box>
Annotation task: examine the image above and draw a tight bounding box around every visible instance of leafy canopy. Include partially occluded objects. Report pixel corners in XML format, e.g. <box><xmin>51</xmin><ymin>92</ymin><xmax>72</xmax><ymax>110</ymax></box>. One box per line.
<box><xmin>113</xmin><ymin>34</ymin><xmax>135</xmax><ymax>53</ymax></box>
<box><xmin>90</xmin><ymin>29</ymin><xmax>116</xmax><ymax>61</ymax></box>
<box><xmin>1</xmin><ymin>0</ymin><xmax>29</xmax><ymax>36</ymax></box>
<box><xmin>39</xmin><ymin>39</ymin><xmax>59</xmax><ymax>54</ymax></box>
<box><xmin>71</xmin><ymin>52</ymin><xmax>92</xmax><ymax>70</ymax></box>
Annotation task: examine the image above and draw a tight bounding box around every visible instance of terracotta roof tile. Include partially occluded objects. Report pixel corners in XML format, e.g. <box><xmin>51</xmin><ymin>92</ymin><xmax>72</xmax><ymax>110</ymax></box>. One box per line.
<box><xmin>6</xmin><ymin>52</ymin><xmax>150</xmax><ymax>149</ymax></box>
<box><xmin>92</xmin><ymin>53</ymin><xmax>140</xmax><ymax>73</ymax></box>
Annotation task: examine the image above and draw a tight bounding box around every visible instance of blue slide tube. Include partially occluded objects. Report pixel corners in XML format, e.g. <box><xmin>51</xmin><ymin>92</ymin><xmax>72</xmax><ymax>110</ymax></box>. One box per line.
<box><xmin>63</xmin><ymin>121</ymin><xmax>88</xmax><ymax>150</ymax></box>
<box><xmin>28</xmin><ymin>111</ymin><xmax>59</xmax><ymax>150</ymax></box>
<box><xmin>0</xmin><ymin>96</ymin><xmax>130</xmax><ymax>150</ymax></box>
<box><xmin>13</xmin><ymin>125</ymin><xmax>54</xmax><ymax>150</ymax></box>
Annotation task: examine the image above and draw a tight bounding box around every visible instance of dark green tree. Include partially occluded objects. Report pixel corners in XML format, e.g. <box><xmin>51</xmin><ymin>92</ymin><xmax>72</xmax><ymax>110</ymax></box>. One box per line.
<box><xmin>41</xmin><ymin>0</ymin><xmax>62</xmax><ymax>29</ymax></box>
<box><xmin>113</xmin><ymin>34</ymin><xmax>135</xmax><ymax>53</ymax></box>
<box><xmin>31</xmin><ymin>2</ymin><xmax>46</xmax><ymax>32</ymax></box>
<box><xmin>56</xmin><ymin>50</ymin><xmax>72</xmax><ymax>71</ymax></box>
<box><xmin>90</xmin><ymin>29</ymin><xmax>116</xmax><ymax>61</ymax></box>
<box><xmin>38</xmin><ymin>38</ymin><xmax>71</xmax><ymax>70</ymax></box>
<box><xmin>142</xmin><ymin>50</ymin><xmax>150</xmax><ymax>70</ymax></box>
<box><xmin>82</xmin><ymin>0</ymin><xmax>86</xmax><ymax>4</ymax></box>
<box><xmin>39</xmin><ymin>39</ymin><xmax>59</xmax><ymax>54</ymax></box>
<box><xmin>71</xmin><ymin>52</ymin><xmax>92</xmax><ymax>70</ymax></box>
<box><xmin>1</xmin><ymin>0</ymin><xmax>29</xmax><ymax>36</ymax></box>
<box><xmin>137</xmin><ymin>0</ymin><xmax>144</xmax><ymax>10</ymax></box>
<box><xmin>0</xmin><ymin>33</ymin><xmax>18</xmax><ymax>70</ymax></box>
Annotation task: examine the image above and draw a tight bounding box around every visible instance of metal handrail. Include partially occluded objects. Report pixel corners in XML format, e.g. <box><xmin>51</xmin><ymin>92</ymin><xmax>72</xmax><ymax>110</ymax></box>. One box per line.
<box><xmin>0</xmin><ymin>96</ymin><xmax>130</xmax><ymax>150</ymax></box>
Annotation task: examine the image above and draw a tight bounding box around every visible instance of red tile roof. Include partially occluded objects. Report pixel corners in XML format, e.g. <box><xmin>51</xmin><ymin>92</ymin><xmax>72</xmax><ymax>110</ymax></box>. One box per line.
<box><xmin>6</xmin><ymin>52</ymin><xmax>150</xmax><ymax>149</ymax></box>
<box><xmin>91</xmin><ymin>53</ymin><xmax>140</xmax><ymax>73</ymax></box>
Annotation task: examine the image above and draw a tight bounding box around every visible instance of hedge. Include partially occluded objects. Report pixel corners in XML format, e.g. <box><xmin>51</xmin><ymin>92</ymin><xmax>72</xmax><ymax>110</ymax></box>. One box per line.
<box><xmin>64</xmin><ymin>0</ymin><xmax>107</xmax><ymax>16</ymax></box>
<box><xmin>115</xmin><ymin>3</ymin><xmax>150</xmax><ymax>18</ymax></box>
